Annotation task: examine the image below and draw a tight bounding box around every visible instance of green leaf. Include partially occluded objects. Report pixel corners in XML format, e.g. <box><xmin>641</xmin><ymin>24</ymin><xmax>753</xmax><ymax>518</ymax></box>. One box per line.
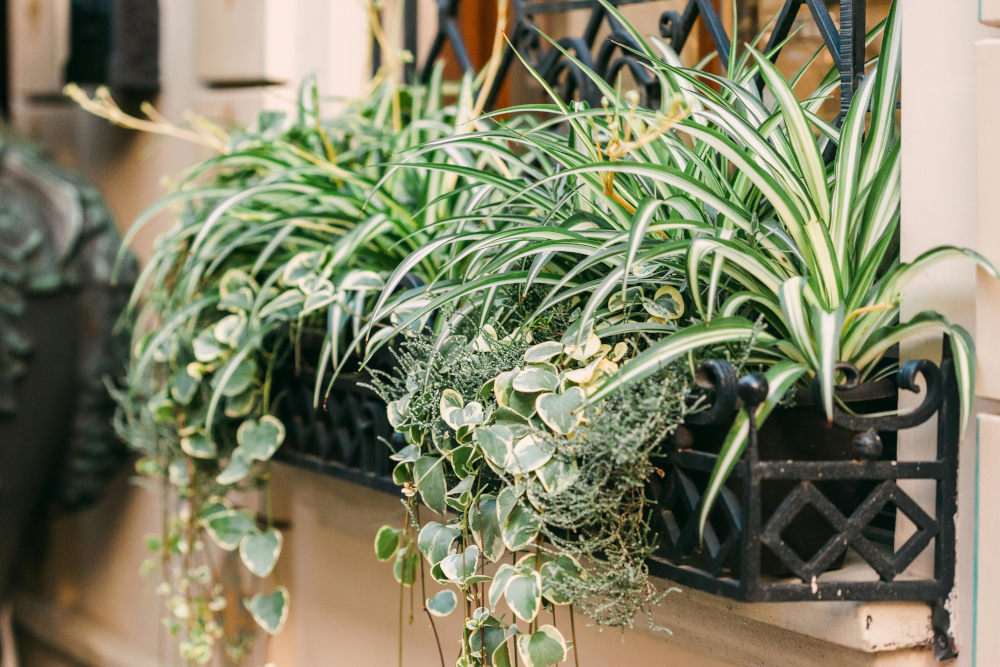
<box><xmin>497</xmin><ymin>487</ymin><xmax>539</xmax><ymax>550</ymax></box>
<box><xmin>513</xmin><ymin>365</ymin><xmax>560</xmax><ymax>393</ymax></box>
<box><xmin>426</xmin><ymin>589</ymin><xmax>458</xmax><ymax>617</ymax></box>
<box><xmin>475</xmin><ymin>424</ymin><xmax>513</xmax><ymax>468</ymax></box>
<box><xmin>489</xmin><ymin>564</ymin><xmax>516</xmax><ymax>611</ymax></box>
<box><xmin>375</xmin><ymin>525</ymin><xmax>401</xmax><ymax>561</ymax></box>
<box><xmin>504</xmin><ymin>569</ymin><xmax>542</xmax><ymax>622</ymax></box>
<box><xmin>535</xmin><ymin>458</ymin><xmax>579</xmax><ymax>494</ymax></box>
<box><xmin>204</xmin><ymin>510</ymin><xmax>256</xmax><ymax>551</ymax></box>
<box><xmin>180</xmin><ymin>433</ymin><xmax>216</xmax><ymax>460</ymax></box>
<box><xmin>507</xmin><ymin>434</ymin><xmax>555</xmax><ymax>475</ymax></box>
<box><xmin>417</xmin><ymin>521</ymin><xmax>461</xmax><ymax>565</ymax></box>
<box><xmin>468</xmin><ymin>494</ymin><xmax>504</xmax><ymax>562</ymax></box>
<box><xmin>524</xmin><ymin>341</ymin><xmax>563</xmax><ymax>363</ymax></box>
<box><xmin>236</xmin><ymin>415</ymin><xmax>285</xmax><ymax>462</ymax></box>
<box><xmin>493</xmin><ymin>369</ymin><xmax>517</xmax><ymax>407</ymax></box>
<box><xmin>216</xmin><ymin>447</ymin><xmax>252</xmax><ymax>485</ymax></box>
<box><xmin>243</xmin><ymin>586</ymin><xmax>289</xmax><ymax>635</ymax></box>
<box><xmin>535</xmin><ymin>387</ymin><xmax>586</xmax><ymax>436</ymax></box>
<box><xmin>193</xmin><ymin>329</ymin><xmax>225</xmax><ymax>362</ymax></box>
<box><xmin>393</xmin><ymin>551</ymin><xmax>419</xmax><ymax>585</ymax></box>
<box><xmin>239</xmin><ymin>528</ymin><xmax>282</xmax><ymax>577</ymax></box>
<box><xmin>439</xmin><ymin>545</ymin><xmax>480</xmax><ymax>584</ymax></box>
<box><xmin>414</xmin><ymin>455</ymin><xmax>448</xmax><ymax>515</ymax></box>
<box><xmin>515</xmin><ymin>625</ymin><xmax>568</xmax><ymax>667</ymax></box>
<box><xmin>220</xmin><ymin>358</ymin><xmax>257</xmax><ymax>397</ymax></box>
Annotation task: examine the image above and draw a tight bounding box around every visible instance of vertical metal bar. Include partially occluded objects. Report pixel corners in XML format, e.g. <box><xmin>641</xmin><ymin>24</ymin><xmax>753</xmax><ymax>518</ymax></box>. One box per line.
<box><xmin>0</xmin><ymin>0</ymin><xmax>8</xmax><ymax>120</ymax></box>
<box><xmin>933</xmin><ymin>338</ymin><xmax>959</xmax><ymax>658</ymax></box>
<box><xmin>838</xmin><ymin>0</ymin><xmax>866</xmax><ymax>119</ymax></box>
<box><xmin>740</xmin><ymin>383</ymin><xmax>765</xmax><ymax>600</ymax></box>
<box><xmin>403</xmin><ymin>0</ymin><xmax>419</xmax><ymax>83</ymax></box>
<box><xmin>694</xmin><ymin>0</ymin><xmax>731</xmax><ymax>69</ymax></box>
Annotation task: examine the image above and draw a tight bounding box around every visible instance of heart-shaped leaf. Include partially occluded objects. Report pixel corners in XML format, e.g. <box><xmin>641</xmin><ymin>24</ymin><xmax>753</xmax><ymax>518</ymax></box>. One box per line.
<box><xmin>213</xmin><ymin>313</ymin><xmax>246</xmax><ymax>347</ymax></box>
<box><xmin>513</xmin><ymin>365</ymin><xmax>559</xmax><ymax>393</ymax></box>
<box><xmin>563</xmin><ymin>332</ymin><xmax>602</xmax><ymax>361</ymax></box>
<box><xmin>216</xmin><ymin>447</ymin><xmax>252</xmax><ymax>485</ymax></box>
<box><xmin>540</xmin><ymin>555</ymin><xmax>582</xmax><ymax>605</ymax></box>
<box><xmin>239</xmin><ymin>528</ymin><xmax>282</xmax><ymax>577</ymax></box>
<box><xmin>489</xmin><ymin>564</ymin><xmax>517</xmax><ymax>611</ymax></box>
<box><xmin>497</xmin><ymin>487</ymin><xmax>539</xmax><ymax>551</ymax></box>
<box><xmin>493</xmin><ymin>369</ymin><xmax>518</xmax><ymax>407</ymax></box>
<box><xmin>468</xmin><ymin>494</ymin><xmax>504</xmax><ymax>562</ymax></box>
<box><xmin>504</xmin><ymin>569</ymin><xmax>542</xmax><ymax>622</ymax></box>
<box><xmin>204</xmin><ymin>509</ymin><xmax>255</xmax><ymax>551</ymax></box>
<box><xmin>507</xmin><ymin>434</ymin><xmax>555</xmax><ymax>475</ymax></box>
<box><xmin>374</xmin><ymin>525</ymin><xmax>401</xmax><ymax>561</ymax></box>
<box><xmin>417</xmin><ymin>522</ymin><xmax>462</xmax><ymax>564</ymax></box>
<box><xmin>393</xmin><ymin>551</ymin><xmax>419</xmax><ymax>585</ymax></box>
<box><xmin>426</xmin><ymin>589</ymin><xmax>458</xmax><ymax>617</ymax></box>
<box><xmin>236</xmin><ymin>415</ymin><xmax>285</xmax><ymax>462</ymax></box>
<box><xmin>516</xmin><ymin>625</ymin><xmax>568</xmax><ymax>667</ymax></box>
<box><xmin>180</xmin><ymin>433</ymin><xmax>216</xmax><ymax>460</ymax></box>
<box><xmin>524</xmin><ymin>341</ymin><xmax>563</xmax><ymax>363</ymax></box>
<box><xmin>220</xmin><ymin>358</ymin><xmax>257</xmax><ymax>397</ymax></box>
<box><xmin>535</xmin><ymin>458</ymin><xmax>579</xmax><ymax>494</ymax></box>
<box><xmin>642</xmin><ymin>285</ymin><xmax>684</xmax><ymax>320</ymax></box>
<box><xmin>414</xmin><ymin>455</ymin><xmax>447</xmax><ymax>515</ymax></box>
<box><xmin>170</xmin><ymin>368</ymin><xmax>198</xmax><ymax>406</ymax></box>
<box><xmin>244</xmin><ymin>586</ymin><xmax>289</xmax><ymax>635</ymax></box>
<box><xmin>439</xmin><ymin>545</ymin><xmax>480</xmax><ymax>584</ymax></box>
<box><xmin>475</xmin><ymin>424</ymin><xmax>513</xmax><ymax>468</ymax></box>
<box><xmin>193</xmin><ymin>329</ymin><xmax>224</xmax><ymax>362</ymax></box>
<box><xmin>535</xmin><ymin>387</ymin><xmax>586</xmax><ymax>436</ymax></box>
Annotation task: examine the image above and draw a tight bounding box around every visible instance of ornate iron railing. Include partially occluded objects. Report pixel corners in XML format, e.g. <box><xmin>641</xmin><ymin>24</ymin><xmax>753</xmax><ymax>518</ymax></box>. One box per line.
<box><xmin>275</xmin><ymin>0</ymin><xmax>957</xmax><ymax>659</ymax></box>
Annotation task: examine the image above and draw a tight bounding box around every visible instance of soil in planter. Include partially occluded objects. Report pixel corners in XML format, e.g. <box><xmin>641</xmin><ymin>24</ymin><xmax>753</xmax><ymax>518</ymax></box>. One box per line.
<box><xmin>678</xmin><ymin>385</ymin><xmax>898</xmax><ymax>577</ymax></box>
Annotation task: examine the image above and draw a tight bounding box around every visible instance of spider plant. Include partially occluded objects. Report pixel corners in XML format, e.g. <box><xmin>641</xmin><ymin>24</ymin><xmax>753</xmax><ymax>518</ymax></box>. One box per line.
<box><xmin>361</xmin><ymin>0</ymin><xmax>994</xmax><ymax>536</ymax></box>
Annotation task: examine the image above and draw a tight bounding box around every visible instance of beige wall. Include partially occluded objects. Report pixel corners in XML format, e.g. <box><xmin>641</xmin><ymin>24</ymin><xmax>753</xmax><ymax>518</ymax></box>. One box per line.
<box><xmin>12</xmin><ymin>1</ymin><xmax>991</xmax><ymax>665</ymax></box>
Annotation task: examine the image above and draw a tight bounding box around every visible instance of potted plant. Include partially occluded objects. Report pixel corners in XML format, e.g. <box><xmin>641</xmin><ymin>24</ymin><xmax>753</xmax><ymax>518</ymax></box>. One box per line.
<box><xmin>360</xmin><ymin>1</ymin><xmax>992</xmax><ymax>663</ymax></box>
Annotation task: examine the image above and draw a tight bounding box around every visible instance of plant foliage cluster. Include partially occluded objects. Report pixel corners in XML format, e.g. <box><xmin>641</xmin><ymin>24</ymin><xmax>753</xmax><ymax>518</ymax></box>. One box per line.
<box><xmin>79</xmin><ymin>0</ymin><xmax>999</xmax><ymax>665</ymax></box>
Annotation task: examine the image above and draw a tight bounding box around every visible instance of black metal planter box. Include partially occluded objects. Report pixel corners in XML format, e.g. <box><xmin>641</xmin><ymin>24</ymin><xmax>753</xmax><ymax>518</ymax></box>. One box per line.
<box><xmin>274</xmin><ymin>342</ymin><xmax>959</xmax><ymax>659</ymax></box>
<box><xmin>646</xmin><ymin>343</ymin><xmax>959</xmax><ymax>659</ymax></box>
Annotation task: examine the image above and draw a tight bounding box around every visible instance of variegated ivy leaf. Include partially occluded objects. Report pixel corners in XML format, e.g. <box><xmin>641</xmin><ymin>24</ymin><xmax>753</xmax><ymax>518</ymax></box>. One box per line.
<box><xmin>180</xmin><ymin>433</ymin><xmax>216</xmax><ymax>460</ymax></box>
<box><xmin>563</xmin><ymin>332</ymin><xmax>602</xmax><ymax>361</ymax></box>
<box><xmin>512</xmin><ymin>365</ymin><xmax>559</xmax><ymax>393</ymax></box>
<box><xmin>414</xmin><ymin>455</ymin><xmax>447</xmax><ymax>515</ymax></box>
<box><xmin>387</xmin><ymin>396</ymin><xmax>410</xmax><ymax>429</ymax></box>
<box><xmin>493</xmin><ymin>369</ymin><xmax>517</xmax><ymax>407</ymax></box>
<box><xmin>504</xmin><ymin>569</ymin><xmax>542</xmax><ymax>622</ymax></box>
<box><xmin>642</xmin><ymin>285</ymin><xmax>684</xmax><ymax>321</ymax></box>
<box><xmin>535</xmin><ymin>387</ymin><xmax>586</xmax><ymax>436</ymax></box>
<box><xmin>508</xmin><ymin>389</ymin><xmax>539</xmax><ymax>419</ymax></box>
<box><xmin>468</xmin><ymin>494</ymin><xmax>504</xmax><ymax>562</ymax></box>
<box><xmin>216</xmin><ymin>447</ymin><xmax>252</xmax><ymax>485</ymax></box>
<box><xmin>475</xmin><ymin>424</ymin><xmax>513</xmax><ymax>468</ymax></box>
<box><xmin>170</xmin><ymin>368</ymin><xmax>198</xmax><ymax>405</ymax></box>
<box><xmin>524</xmin><ymin>341</ymin><xmax>563</xmax><ymax>363</ymax></box>
<box><xmin>281</xmin><ymin>250</ymin><xmax>323</xmax><ymax>287</ymax></box>
<box><xmin>239</xmin><ymin>528</ymin><xmax>282</xmax><ymax>577</ymax></box>
<box><xmin>493</xmin><ymin>407</ymin><xmax>533</xmax><ymax>438</ymax></box>
<box><xmin>220</xmin><ymin>268</ymin><xmax>258</xmax><ymax>297</ymax></box>
<box><xmin>489</xmin><ymin>564</ymin><xmax>516</xmax><ymax>611</ymax></box>
<box><xmin>389</xmin><ymin>443</ymin><xmax>419</xmax><ymax>463</ymax></box>
<box><xmin>220</xmin><ymin>358</ymin><xmax>257</xmax><ymax>397</ymax></box>
<box><xmin>535</xmin><ymin>458</ymin><xmax>579</xmax><ymax>495</ymax></box>
<box><xmin>204</xmin><ymin>509</ymin><xmax>256</xmax><ymax>551</ymax></box>
<box><xmin>243</xmin><ymin>586</ymin><xmax>289</xmax><ymax>635</ymax></box>
<box><xmin>516</xmin><ymin>625</ymin><xmax>568</xmax><ymax>667</ymax></box>
<box><xmin>440</xmin><ymin>394</ymin><xmax>484</xmax><ymax>430</ymax></box>
<box><xmin>507</xmin><ymin>434</ymin><xmax>554</xmax><ymax>475</ymax></box>
<box><xmin>192</xmin><ymin>329</ymin><xmax>225</xmax><ymax>363</ymax></box>
<box><xmin>213</xmin><ymin>313</ymin><xmax>246</xmax><ymax>347</ymax></box>
<box><xmin>426</xmin><ymin>589</ymin><xmax>458</xmax><ymax>617</ymax></box>
<box><xmin>167</xmin><ymin>458</ymin><xmax>189</xmax><ymax>487</ymax></box>
<box><xmin>497</xmin><ymin>487</ymin><xmax>539</xmax><ymax>551</ymax></box>
<box><xmin>224</xmin><ymin>388</ymin><xmax>258</xmax><ymax>418</ymax></box>
<box><xmin>439</xmin><ymin>545</ymin><xmax>480</xmax><ymax>584</ymax></box>
<box><xmin>236</xmin><ymin>415</ymin><xmax>285</xmax><ymax>462</ymax></box>
<box><xmin>393</xmin><ymin>551</ymin><xmax>419</xmax><ymax>585</ymax></box>
<box><xmin>375</xmin><ymin>525</ymin><xmax>402</xmax><ymax>561</ymax></box>
<box><xmin>219</xmin><ymin>286</ymin><xmax>255</xmax><ymax>313</ymax></box>
<box><xmin>563</xmin><ymin>356</ymin><xmax>604</xmax><ymax>385</ymax></box>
